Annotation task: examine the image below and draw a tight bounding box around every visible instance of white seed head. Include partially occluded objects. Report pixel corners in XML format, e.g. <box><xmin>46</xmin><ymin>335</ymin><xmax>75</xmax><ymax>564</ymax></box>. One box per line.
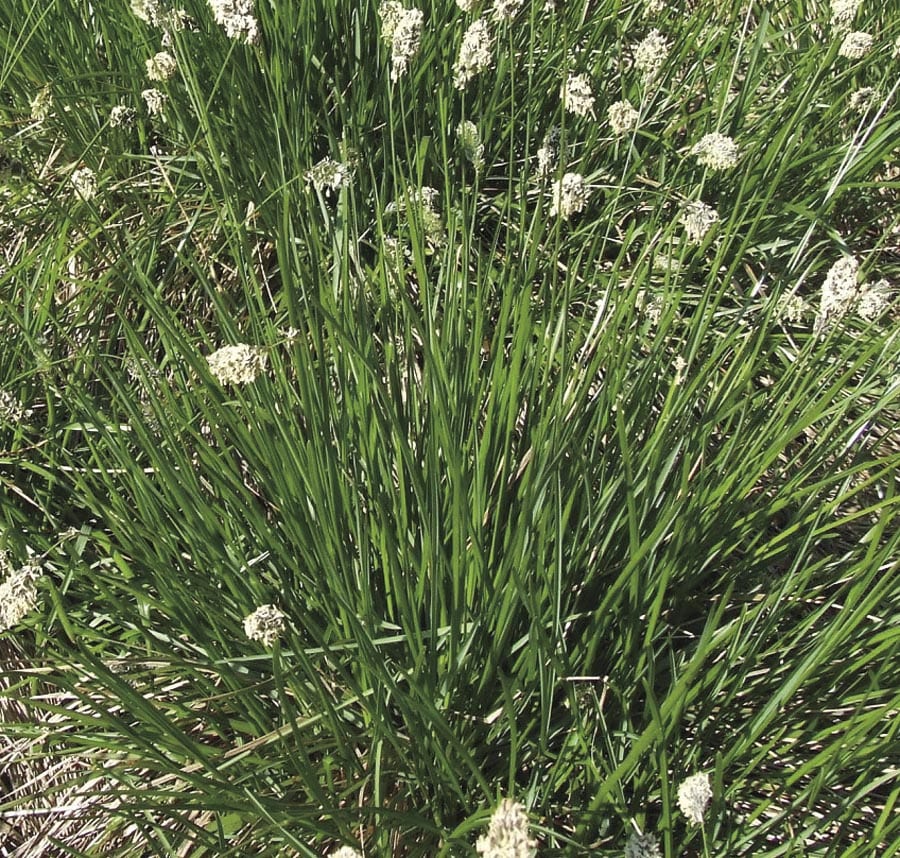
<box><xmin>550</xmin><ymin>172</ymin><xmax>589</xmax><ymax>219</ymax></box>
<box><xmin>389</xmin><ymin>6</ymin><xmax>423</xmax><ymax>81</ymax></box>
<box><xmin>608</xmin><ymin>99</ymin><xmax>639</xmax><ymax>135</ymax></box>
<box><xmin>206</xmin><ymin>343</ymin><xmax>267</xmax><ymax>385</ymax></box>
<box><xmin>561</xmin><ymin>73</ymin><xmax>595</xmax><ymax>118</ymax></box>
<box><xmin>243</xmin><ymin>604</ymin><xmax>286</xmax><ymax>646</ymax></box>
<box><xmin>677</xmin><ymin>772</ymin><xmax>712</xmax><ymax>825</ymax></box>
<box><xmin>625</xmin><ymin>831</ymin><xmax>662</xmax><ymax>858</ymax></box>
<box><xmin>679</xmin><ymin>200</ymin><xmax>719</xmax><ymax>243</ymax></box>
<box><xmin>209</xmin><ymin>0</ymin><xmax>259</xmax><ymax>44</ymax></box>
<box><xmin>0</xmin><ymin>563</ymin><xmax>42</xmax><ymax>632</ymax></box>
<box><xmin>30</xmin><ymin>86</ymin><xmax>52</xmax><ymax>122</ymax></box>
<box><xmin>146</xmin><ymin>50</ymin><xmax>177</xmax><ymax>81</ymax></box>
<box><xmin>454</xmin><ymin>18</ymin><xmax>494</xmax><ymax>89</ymax></box>
<box><xmin>634</xmin><ymin>28</ymin><xmax>669</xmax><ymax>81</ymax></box>
<box><xmin>70</xmin><ymin>167</ymin><xmax>97</xmax><ymax>202</ymax></box>
<box><xmin>856</xmin><ymin>278</ymin><xmax>892</xmax><ymax>320</ymax></box>
<box><xmin>691</xmin><ymin>132</ymin><xmax>740</xmax><ymax>170</ymax></box>
<box><xmin>456</xmin><ymin>119</ymin><xmax>485</xmax><ymax>169</ymax></box>
<box><xmin>830</xmin><ymin>0</ymin><xmax>862</xmax><ymax>31</ymax></box>
<box><xmin>110</xmin><ymin>104</ymin><xmax>137</xmax><ymax>128</ymax></box>
<box><xmin>142</xmin><ymin>87</ymin><xmax>167</xmax><ymax>116</ymax></box>
<box><xmin>493</xmin><ymin>0</ymin><xmax>524</xmax><ymax>20</ymax></box>
<box><xmin>475</xmin><ymin>799</ymin><xmax>537</xmax><ymax>858</ymax></box>
<box><xmin>306</xmin><ymin>156</ymin><xmax>355</xmax><ymax>195</ymax></box>
<box><xmin>838</xmin><ymin>31</ymin><xmax>874</xmax><ymax>59</ymax></box>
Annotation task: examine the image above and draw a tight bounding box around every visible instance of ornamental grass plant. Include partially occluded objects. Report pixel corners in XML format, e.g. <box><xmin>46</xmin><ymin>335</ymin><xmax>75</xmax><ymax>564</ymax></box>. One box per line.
<box><xmin>1</xmin><ymin>0</ymin><xmax>899</xmax><ymax>855</ymax></box>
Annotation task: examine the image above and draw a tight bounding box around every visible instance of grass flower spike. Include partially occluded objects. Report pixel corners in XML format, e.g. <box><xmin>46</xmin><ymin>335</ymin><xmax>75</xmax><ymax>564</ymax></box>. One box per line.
<box><xmin>243</xmin><ymin>604</ymin><xmax>286</xmax><ymax>647</ymax></box>
<box><xmin>677</xmin><ymin>772</ymin><xmax>712</xmax><ymax>824</ymax></box>
<box><xmin>475</xmin><ymin>799</ymin><xmax>537</xmax><ymax>858</ymax></box>
<box><xmin>550</xmin><ymin>172</ymin><xmax>588</xmax><ymax>218</ymax></box>
<box><xmin>206</xmin><ymin>343</ymin><xmax>267</xmax><ymax>385</ymax></box>
<box><xmin>209</xmin><ymin>0</ymin><xmax>259</xmax><ymax>44</ymax></box>
<box><xmin>838</xmin><ymin>31</ymin><xmax>873</xmax><ymax>59</ymax></box>
<box><xmin>691</xmin><ymin>132</ymin><xmax>739</xmax><ymax>170</ymax></box>
<box><xmin>70</xmin><ymin>167</ymin><xmax>97</xmax><ymax>201</ymax></box>
<box><xmin>608</xmin><ymin>99</ymin><xmax>639</xmax><ymax>135</ymax></box>
<box><xmin>457</xmin><ymin>119</ymin><xmax>485</xmax><ymax>169</ymax></box>
<box><xmin>0</xmin><ymin>562</ymin><xmax>42</xmax><ymax>632</ymax></box>
<box><xmin>625</xmin><ymin>831</ymin><xmax>662</xmax><ymax>858</ymax></box>
<box><xmin>453</xmin><ymin>18</ymin><xmax>493</xmax><ymax>89</ymax></box>
<box><xmin>680</xmin><ymin>200</ymin><xmax>719</xmax><ymax>242</ymax></box>
<box><xmin>389</xmin><ymin>6</ymin><xmax>424</xmax><ymax>81</ymax></box>
<box><xmin>634</xmin><ymin>28</ymin><xmax>669</xmax><ymax>81</ymax></box>
<box><xmin>30</xmin><ymin>86</ymin><xmax>52</xmax><ymax>122</ymax></box>
<box><xmin>561</xmin><ymin>73</ymin><xmax>595</xmax><ymax>118</ymax></box>
<box><xmin>145</xmin><ymin>50</ymin><xmax>177</xmax><ymax>81</ymax></box>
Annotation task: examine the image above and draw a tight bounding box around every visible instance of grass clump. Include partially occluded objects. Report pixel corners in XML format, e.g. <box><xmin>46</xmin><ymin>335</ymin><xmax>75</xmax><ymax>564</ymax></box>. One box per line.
<box><xmin>1</xmin><ymin>0</ymin><xmax>899</xmax><ymax>855</ymax></box>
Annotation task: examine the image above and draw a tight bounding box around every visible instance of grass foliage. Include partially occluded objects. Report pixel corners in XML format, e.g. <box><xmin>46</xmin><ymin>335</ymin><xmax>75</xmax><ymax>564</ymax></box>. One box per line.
<box><xmin>1</xmin><ymin>0</ymin><xmax>899</xmax><ymax>854</ymax></box>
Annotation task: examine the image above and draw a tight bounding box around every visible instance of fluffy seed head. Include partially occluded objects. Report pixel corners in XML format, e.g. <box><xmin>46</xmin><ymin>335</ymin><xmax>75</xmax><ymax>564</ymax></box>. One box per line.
<box><xmin>206</xmin><ymin>343</ymin><xmax>267</xmax><ymax>385</ymax></box>
<box><xmin>243</xmin><ymin>604</ymin><xmax>286</xmax><ymax>647</ymax></box>
<box><xmin>838</xmin><ymin>31</ymin><xmax>874</xmax><ymax>59</ymax></box>
<box><xmin>70</xmin><ymin>167</ymin><xmax>97</xmax><ymax>202</ymax></box>
<box><xmin>329</xmin><ymin>849</ymin><xmax>363</xmax><ymax>858</ymax></box>
<box><xmin>209</xmin><ymin>0</ymin><xmax>259</xmax><ymax>44</ymax></box>
<box><xmin>848</xmin><ymin>86</ymin><xmax>878</xmax><ymax>113</ymax></box>
<box><xmin>634</xmin><ymin>29</ymin><xmax>669</xmax><ymax>81</ymax></box>
<box><xmin>475</xmin><ymin>799</ymin><xmax>537</xmax><ymax>858</ymax></box>
<box><xmin>306</xmin><ymin>156</ymin><xmax>355</xmax><ymax>195</ymax></box>
<box><xmin>0</xmin><ymin>563</ymin><xmax>42</xmax><ymax>632</ymax></box>
<box><xmin>457</xmin><ymin>119</ymin><xmax>485</xmax><ymax>169</ymax></box>
<box><xmin>830</xmin><ymin>0</ymin><xmax>862</xmax><ymax>31</ymax></box>
<box><xmin>677</xmin><ymin>772</ymin><xmax>712</xmax><ymax>825</ymax></box>
<box><xmin>856</xmin><ymin>278</ymin><xmax>892</xmax><ymax>320</ymax></box>
<box><xmin>142</xmin><ymin>88</ymin><xmax>167</xmax><ymax>116</ymax></box>
<box><xmin>561</xmin><ymin>73</ymin><xmax>595</xmax><ymax>118</ymax></box>
<box><xmin>493</xmin><ymin>0</ymin><xmax>524</xmax><ymax>20</ymax></box>
<box><xmin>625</xmin><ymin>831</ymin><xmax>662</xmax><ymax>858</ymax></box>
<box><xmin>536</xmin><ymin>126</ymin><xmax>561</xmax><ymax>177</ymax></box>
<box><xmin>608</xmin><ymin>99</ymin><xmax>639</xmax><ymax>135</ymax></box>
<box><xmin>388</xmin><ymin>6</ymin><xmax>424</xmax><ymax>81</ymax></box>
<box><xmin>30</xmin><ymin>86</ymin><xmax>52</xmax><ymax>122</ymax></box>
<box><xmin>131</xmin><ymin>0</ymin><xmax>163</xmax><ymax>25</ymax></box>
<box><xmin>454</xmin><ymin>18</ymin><xmax>494</xmax><ymax>89</ymax></box>
<box><xmin>146</xmin><ymin>50</ymin><xmax>177</xmax><ymax>81</ymax></box>
<box><xmin>680</xmin><ymin>200</ymin><xmax>719</xmax><ymax>242</ymax></box>
<box><xmin>110</xmin><ymin>105</ymin><xmax>137</xmax><ymax>128</ymax></box>
<box><xmin>550</xmin><ymin>172</ymin><xmax>589</xmax><ymax>219</ymax></box>
<box><xmin>691</xmin><ymin>132</ymin><xmax>740</xmax><ymax>170</ymax></box>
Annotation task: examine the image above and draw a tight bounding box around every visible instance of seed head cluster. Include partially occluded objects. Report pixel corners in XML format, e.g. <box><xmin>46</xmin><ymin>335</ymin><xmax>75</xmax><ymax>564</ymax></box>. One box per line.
<box><xmin>110</xmin><ymin>105</ymin><xmax>137</xmax><ymax>128</ymax></box>
<box><xmin>838</xmin><ymin>31</ymin><xmax>874</xmax><ymax>59</ymax></box>
<box><xmin>624</xmin><ymin>831</ymin><xmax>662</xmax><ymax>858</ymax></box>
<box><xmin>457</xmin><ymin>119</ymin><xmax>485</xmax><ymax>170</ymax></box>
<box><xmin>329</xmin><ymin>849</ymin><xmax>363</xmax><ymax>858</ymax></box>
<box><xmin>561</xmin><ymin>73</ymin><xmax>595</xmax><ymax>118</ymax></box>
<box><xmin>306</xmin><ymin>156</ymin><xmax>355</xmax><ymax>196</ymax></box>
<box><xmin>209</xmin><ymin>0</ymin><xmax>260</xmax><ymax>44</ymax></box>
<box><xmin>677</xmin><ymin>772</ymin><xmax>712</xmax><ymax>825</ymax></box>
<box><xmin>691</xmin><ymin>132</ymin><xmax>740</xmax><ymax>170</ymax></box>
<box><xmin>206</xmin><ymin>344</ymin><xmax>267</xmax><ymax>385</ymax></box>
<box><xmin>142</xmin><ymin>87</ymin><xmax>167</xmax><ymax>116</ymax></box>
<box><xmin>454</xmin><ymin>18</ymin><xmax>494</xmax><ymax>89</ymax></box>
<box><xmin>475</xmin><ymin>799</ymin><xmax>537</xmax><ymax>858</ymax></box>
<box><xmin>30</xmin><ymin>86</ymin><xmax>52</xmax><ymax>122</ymax></box>
<box><xmin>830</xmin><ymin>0</ymin><xmax>862</xmax><ymax>31</ymax></box>
<box><xmin>634</xmin><ymin>28</ymin><xmax>669</xmax><ymax>81</ymax></box>
<box><xmin>550</xmin><ymin>172</ymin><xmax>588</xmax><ymax>219</ymax></box>
<box><xmin>493</xmin><ymin>0</ymin><xmax>524</xmax><ymax>21</ymax></box>
<box><xmin>243</xmin><ymin>604</ymin><xmax>286</xmax><ymax>646</ymax></box>
<box><xmin>146</xmin><ymin>50</ymin><xmax>177</xmax><ymax>81</ymax></box>
<box><xmin>680</xmin><ymin>200</ymin><xmax>719</xmax><ymax>243</ymax></box>
<box><xmin>608</xmin><ymin>100</ymin><xmax>639</xmax><ymax>135</ymax></box>
<box><xmin>70</xmin><ymin>167</ymin><xmax>97</xmax><ymax>202</ymax></box>
<box><xmin>0</xmin><ymin>559</ymin><xmax>42</xmax><ymax>632</ymax></box>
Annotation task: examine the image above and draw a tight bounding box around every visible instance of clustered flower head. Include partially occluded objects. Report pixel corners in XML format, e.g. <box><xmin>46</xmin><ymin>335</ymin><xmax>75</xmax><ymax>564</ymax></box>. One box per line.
<box><xmin>329</xmin><ymin>848</ymin><xmax>363</xmax><ymax>858</ymax></box>
<box><xmin>493</xmin><ymin>0</ymin><xmax>524</xmax><ymax>21</ymax></box>
<box><xmin>816</xmin><ymin>255</ymin><xmax>860</xmax><ymax>331</ymax></box>
<box><xmin>838</xmin><ymin>31</ymin><xmax>874</xmax><ymax>59</ymax></box>
<box><xmin>633</xmin><ymin>28</ymin><xmax>669</xmax><ymax>82</ymax></box>
<box><xmin>306</xmin><ymin>156</ymin><xmax>355</xmax><ymax>196</ymax></box>
<box><xmin>475</xmin><ymin>799</ymin><xmax>537</xmax><ymax>858</ymax></box>
<box><xmin>454</xmin><ymin>18</ymin><xmax>494</xmax><ymax>89</ymax></box>
<box><xmin>457</xmin><ymin>119</ymin><xmax>485</xmax><ymax>170</ymax></box>
<box><xmin>70</xmin><ymin>167</ymin><xmax>97</xmax><ymax>202</ymax></box>
<box><xmin>536</xmin><ymin>126</ymin><xmax>561</xmax><ymax>177</ymax></box>
<box><xmin>848</xmin><ymin>86</ymin><xmax>878</xmax><ymax>113</ymax></box>
<box><xmin>209</xmin><ymin>0</ymin><xmax>259</xmax><ymax>44</ymax></box>
<box><xmin>0</xmin><ymin>389</ymin><xmax>32</xmax><ymax>423</ymax></box>
<box><xmin>830</xmin><ymin>0</ymin><xmax>862</xmax><ymax>31</ymax></box>
<box><xmin>378</xmin><ymin>2</ymin><xmax>424</xmax><ymax>80</ymax></box>
<box><xmin>677</xmin><ymin>772</ymin><xmax>712</xmax><ymax>825</ymax></box>
<box><xmin>146</xmin><ymin>50</ymin><xmax>177</xmax><ymax>81</ymax></box>
<box><xmin>775</xmin><ymin>292</ymin><xmax>808</xmax><ymax>324</ymax></box>
<box><xmin>608</xmin><ymin>99</ymin><xmax>639</xmax><ymax>135</ymax></box>
<box><xmin>30</xmin><ymin>86</ymin><xmax>52</xmax><ymax>123</ymax></box>
<box><xmin>0</xmin><ymin>559</ymin><xmax>42</xmax><ymax>632</ymax></box>
<box><xmin>456</xmin><ymin>0</ymin><xmax>477</xmax><ymax>10</ymax></box>
<box><xmin>856</xmin><ymin>278</ymin><xmax>892</xmax><ymax>320</ymax></box>
<box><xmin>387</xmin><ymin>186</ymin><xmax>446</xmax><ymax>246</ymax></box>
<box><xmin>110</xmin><ymin>105</ymin><xmax>137</xmax><ymax>128</ymax></box>
<box><xmin>131</xmin><ymin>0</ymin><xmax>163</xmax><ymax>25</ymax></box>
<box><xmin>206</xmin><ymin>343</ymin><xmax>267</xmax><ymax>385</ymax></box>
<box><xmin>142</xmin><ymin>87</ymin><xmax>167</xmax><ymax>116</ymax></box>
<box><xmin>680</xmin><ymin>200</ymin><xmax>719</xmax><ymax>243</ymax></box>
<box><xmin>561</xmin><ymin>73</ymin><xmax>595</xmax><ymax>118</ymax></box>
<box><xmin>691</xmin><ymin>132</ymin><xmax>740</xmax><ymax>171</ymax></box>
<box><xmin>624</xmin><ymin>831</ymin><xmax>662</xmax><ymax>858</ymax></box>
<box><xmin>243</xmin><ymin>604</ymin><xmax>286</xmax><ymax>647</ymax></box>
<box><xmin>550</xmin><ymin>172</ymin><xmax>589</xmax><ymax>219</ymax></box>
